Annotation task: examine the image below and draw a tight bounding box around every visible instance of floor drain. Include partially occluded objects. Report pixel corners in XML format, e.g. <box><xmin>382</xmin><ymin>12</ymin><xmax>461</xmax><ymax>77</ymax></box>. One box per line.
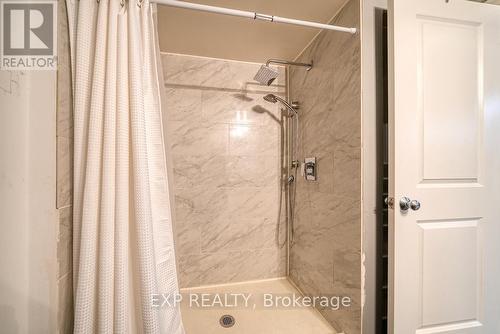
<box><xmin>219</xmin><ymin>314</ymin><xmax>235</xmax><ymax>328</ymax></box>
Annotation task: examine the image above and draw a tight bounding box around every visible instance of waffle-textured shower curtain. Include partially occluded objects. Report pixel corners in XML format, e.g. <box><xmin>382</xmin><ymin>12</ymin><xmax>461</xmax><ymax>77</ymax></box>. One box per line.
<box><xmin>66</xmin><ymin>0</ymin><xmax>184</xmax><ymax>333</ymax></box>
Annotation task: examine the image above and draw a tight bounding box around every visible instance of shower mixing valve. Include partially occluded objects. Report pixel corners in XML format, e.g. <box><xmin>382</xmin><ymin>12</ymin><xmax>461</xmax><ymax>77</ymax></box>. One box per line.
<box><xmin>304</xmin><ymin>157</ymin><xmax>317</xmax><ymax>181</ymax></box>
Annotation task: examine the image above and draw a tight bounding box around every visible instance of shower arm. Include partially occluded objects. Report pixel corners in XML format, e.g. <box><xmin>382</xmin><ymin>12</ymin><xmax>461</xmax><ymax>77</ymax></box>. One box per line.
<box><xmin>266</xmin><ymin>59</ymin><xmax>313</xmax><ymax>71</ymax></box>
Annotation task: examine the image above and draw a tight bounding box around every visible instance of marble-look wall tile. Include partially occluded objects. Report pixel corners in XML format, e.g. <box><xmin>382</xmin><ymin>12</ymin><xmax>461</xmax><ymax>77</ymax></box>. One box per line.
<box><xmin>225</xmin><ymin>187</ymin><xmax>279</xmax><ymax>221</ymax></box>
<box><xmin>289</xmin><ymin>0</ymin><xmax>362</xmax><ymax>333</ymax></box>
<box><xmin>178</xmin><ymin>247</ymin><xmax>285</xmax><ymax>287</ymax></box>
<box><xmin>163</xmin><ymin>54</ymin><xmax>286</xmax><ymax>94</ymax></box>
<box><xmin>201</xmin><ymin>91</ymin><xmax>282</xmax><ymax>126</ymax></box>
<box><xmin>173</xmin><ymin>185</ymin><xmax>280</xmax><ymax>229</ymax></box>
<box><xmin>174</xmin><ymin>220</ymin><xmax>201</xmax><ymax>256</ymax></box>
<box><xmin>167</xmin><ymin>121</ymin><xmax>228</xmax><ymax>156</ymax></box>
<box><xmin>225</xmin><ymin>156</ymin><xmax>278</xmax><ymax>187</ymax></box>
<box><xmin>301</xmin><ymin>110</ymin><xmax>336</xmax><ymax>154</ymax></box>
<box><xmin>200</xmin><ymin>218</ymin><xmax>276</xmax><ymax>253</ymax></box>
<box><xmin>172</xmin><ymin>154</ymin><xmax>227</xmax><ymax>189</ymax></box>
<box><xmin>174</xmin><ymin>186</ymin><xmax>229</xmax><ymax>223</ymax></box>
<box><xmin>333</xmin><ymin>148</ymin><xmax>361</xmax><ymax>198</ymax></box>
<box><xmin>162</xmin><ymin>53</ymin><xmax>286</xmax><ymax>288</ymax></box>
<box><xmin>165</xmin><ymin>87</ymin><xmax>202</xmax><ymax>122</ymax></box>
<box><xmin>228</xmin><ymin>124</ymin><xmax>280</xmax><ymax>157</ymax></box>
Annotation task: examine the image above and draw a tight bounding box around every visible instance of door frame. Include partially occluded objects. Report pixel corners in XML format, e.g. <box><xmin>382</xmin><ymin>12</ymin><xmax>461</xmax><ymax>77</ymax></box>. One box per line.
<box><xmin>361</xmin><ymin>1</ymin><xmax>388</xmax><ymax>334</ymax></box>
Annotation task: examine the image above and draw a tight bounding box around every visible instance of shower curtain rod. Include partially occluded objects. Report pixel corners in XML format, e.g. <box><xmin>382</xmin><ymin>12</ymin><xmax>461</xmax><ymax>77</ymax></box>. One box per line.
<box><xmin>152</xmin><ymin>0</ymin><xmax>357</xmax><ymax>34</ymax></box>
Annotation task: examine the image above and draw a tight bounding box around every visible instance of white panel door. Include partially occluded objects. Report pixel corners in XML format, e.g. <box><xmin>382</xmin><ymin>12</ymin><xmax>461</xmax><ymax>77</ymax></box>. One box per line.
<box><xmin>388</xmin><ymin>1</ymin><xmax>500</xmax><ymax>333</ymax></box>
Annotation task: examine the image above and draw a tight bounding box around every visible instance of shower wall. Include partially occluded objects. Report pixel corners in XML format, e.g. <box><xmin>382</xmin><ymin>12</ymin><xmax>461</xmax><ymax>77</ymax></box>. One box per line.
<box><xmin>289</xmin><ymin>0</ymin><xmax>361</xmax><ymax>333</ymax></box>
<box><xmin>161</xmin><ymin>53</ymin><xmax>287</xmax><ymax>288</ymax></box>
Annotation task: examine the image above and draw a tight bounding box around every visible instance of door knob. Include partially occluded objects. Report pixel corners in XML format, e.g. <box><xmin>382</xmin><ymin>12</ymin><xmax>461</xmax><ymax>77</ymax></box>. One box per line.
<box><xmin>399</xmin><ymin>197</ymin><xmax>411</xmax><ymax>211</ymax></box>
<box><xmin>399</xmin><ymin>197</ymin><xmax>421</xmax><ymax>211</ymax></box>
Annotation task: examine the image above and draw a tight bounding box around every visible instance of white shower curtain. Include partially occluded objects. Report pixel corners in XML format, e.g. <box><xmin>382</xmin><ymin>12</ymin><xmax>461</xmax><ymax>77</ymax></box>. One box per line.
<box><xmin>66</xmin><ymin>0</ymin><xmax>184</xmax><ymax>333</ymax></box>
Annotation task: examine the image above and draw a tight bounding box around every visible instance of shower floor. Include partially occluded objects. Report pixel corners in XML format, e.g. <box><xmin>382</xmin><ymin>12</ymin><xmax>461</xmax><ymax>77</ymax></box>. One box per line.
<box><xmin>180</xmin><ymin>278</ymin><xmax>336</xmax><ymax>334</ymax></box>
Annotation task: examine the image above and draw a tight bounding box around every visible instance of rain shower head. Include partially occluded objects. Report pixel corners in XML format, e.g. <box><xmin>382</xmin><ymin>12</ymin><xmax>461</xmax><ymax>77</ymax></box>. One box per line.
<box><xmin>254</xmin><ymin>65</ymin><xmax>279</xmax><ymax>86</ymax></box>
<box><xmin>253</xmin><ymin>59</ymin><xmax>313</xmax><ymax>86</ymax></box>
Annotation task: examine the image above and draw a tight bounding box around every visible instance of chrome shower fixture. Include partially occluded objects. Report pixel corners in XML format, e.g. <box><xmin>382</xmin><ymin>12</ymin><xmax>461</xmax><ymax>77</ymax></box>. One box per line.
<box><xmin>263</xmin><ymin>94</ymin><xmax>299</xmax><ymax>116</ymax></box>
<box><xmin>253</xmin><ymin>59</ymin><xmax>313</xmax><ymax>86</ymax></box>
<box><xmin>266</xmin><ymin>59</ymin><xmax>313</xmax><ymax>70</ymax></box>
<box><xmin>254</xmin><ymin>65</ymin><xmax>280</xmax><ymax>86</ymax></box>
<box><xmin>263</xmin><ymin>93</ymin><xmax>278</xmax><ymax>103</ymax></box>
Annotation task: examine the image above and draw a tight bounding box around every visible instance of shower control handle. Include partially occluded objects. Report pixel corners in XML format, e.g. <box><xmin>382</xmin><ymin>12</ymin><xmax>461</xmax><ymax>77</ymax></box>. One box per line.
<box><xmin>304</xmin><ymin>157</ymin><xmax>316</xmax><ymax>181</ymax></box>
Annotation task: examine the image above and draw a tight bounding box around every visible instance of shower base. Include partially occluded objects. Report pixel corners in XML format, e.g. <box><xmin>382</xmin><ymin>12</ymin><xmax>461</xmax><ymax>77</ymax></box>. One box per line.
<box><xmin>180</xmin><ymin>278</ymin><xmax>336</xmax><ymax>334</ymax></box>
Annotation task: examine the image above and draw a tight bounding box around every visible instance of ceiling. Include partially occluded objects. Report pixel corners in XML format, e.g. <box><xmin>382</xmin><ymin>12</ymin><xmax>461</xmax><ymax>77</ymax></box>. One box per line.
<box><xmin>157</xmin><ymin>0</ymin><xmax>500</xmax><ymax>64</ymax></box>
<box><xmin>157</xmin><ymin>0</ymin><xmax>350</xmax><ymax>63</ymax></box>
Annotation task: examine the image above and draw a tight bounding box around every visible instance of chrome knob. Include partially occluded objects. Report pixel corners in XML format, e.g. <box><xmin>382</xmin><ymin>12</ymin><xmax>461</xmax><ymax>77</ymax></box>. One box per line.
<box><xmin>410</xmin><ymin>200</ymin><xmax>421</xmax><ymax>211</ymax></box>
<box><xmin>399</xmin><ymin>197</ymin><xmax>411</xmax><ymax>211</ymax></box>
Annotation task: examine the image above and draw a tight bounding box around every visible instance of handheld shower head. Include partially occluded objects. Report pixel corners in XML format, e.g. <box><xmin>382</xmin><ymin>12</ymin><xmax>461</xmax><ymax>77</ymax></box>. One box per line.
<box><xmin>263</xmin><ymin>94</ymin><xmax>299</xmax><ymax>116</ymax></box>
<box><xmin>263</xmin><ymin>94</ymin><xmax>278</xmax><ymax>103</ymax></box>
